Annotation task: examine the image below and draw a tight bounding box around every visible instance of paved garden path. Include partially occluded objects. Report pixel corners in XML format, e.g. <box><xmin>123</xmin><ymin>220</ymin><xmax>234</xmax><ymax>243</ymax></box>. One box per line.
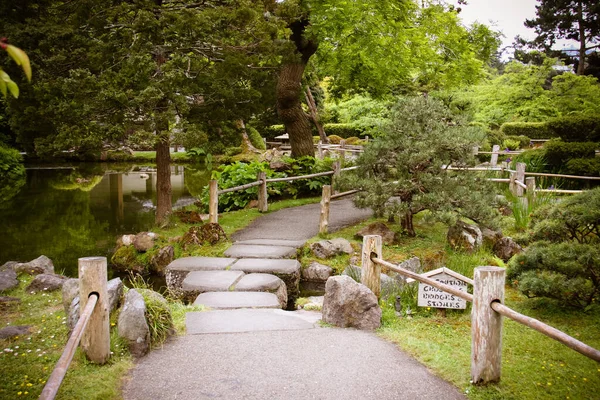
<box><xmin>122</xmin><ymin>198</ymin><xmax>466</xmax><ymax>399</ymax></box>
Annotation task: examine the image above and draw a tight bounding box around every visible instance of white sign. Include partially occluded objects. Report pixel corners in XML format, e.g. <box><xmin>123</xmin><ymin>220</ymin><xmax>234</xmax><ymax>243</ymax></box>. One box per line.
<box><xmin>414</xmin><ymin>268</ymin><xmax>471</xmax><ymax>310</ymax></box>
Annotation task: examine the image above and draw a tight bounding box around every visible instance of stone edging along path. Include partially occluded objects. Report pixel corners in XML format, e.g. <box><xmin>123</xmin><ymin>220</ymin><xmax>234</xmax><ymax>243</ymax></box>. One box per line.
<box><xmin>122</xmin><ymin>198</ymin><xmax>467</xmax><ymax>400</ymax></box>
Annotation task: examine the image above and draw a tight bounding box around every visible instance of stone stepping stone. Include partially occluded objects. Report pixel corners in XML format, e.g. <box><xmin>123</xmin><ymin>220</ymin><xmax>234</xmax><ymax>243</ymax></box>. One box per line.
<box><xmin>193</xmin><ymin>292</ymin><xmax>281</xmax><ymax>310</ymax></box>
<box><xmin>183</xmin><ymin>270</ymin><xmax>245</xmax><ymax>292</ymax></box>
<box><xmin>166</xmin><ymin>257</ymin><xmax>237</xmax><ymax>297</ymax></box>
<box><xmin>223</xmin><ymin>244</ymin><xmax>297</xmax><ymax>259</ymax></box>
<box><xmin>230</xmin><ymin>258</ymin><xmax>301</xmax><ymax>275</ymax></box>
<box><xmin>186</xmin><ymin>309</ymin><xmax>319</xmax><ymax>334</ymax></box>
<box><xmin>234</xmin><ymin>273</ymin><xmax>282</xmax><ymax>291</ymax></box>
<box><xmin>234</xmin><ymin>239</ymin><xmax>305</xmax><ymax>248</ymax></box>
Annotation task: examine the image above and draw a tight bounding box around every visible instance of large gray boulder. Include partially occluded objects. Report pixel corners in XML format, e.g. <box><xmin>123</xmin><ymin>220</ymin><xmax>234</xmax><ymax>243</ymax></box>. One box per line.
<box><xmin>14</xmin><ymin>255</ymin><xmax>55</xmax><ymax>275</ymax></box>
<box><xmin>301</xmin><ymin>262</ymin><xmax>333</xmax><ymax>282</ymax></box>
<box><xmin>133</xmin><ymin>232</ymin><xmax>157</xmax><ymax>252</ymax></box>
<box><xmin>310</xmin><ymin>238</ymin><xmax>353</xmax><ymax>259</ymax></box>
<box><xmin>322</xmin><ymin>275</ymin><xmax>381</xmax><ymax>330</ymax></box>
<box><xmin>355</xmin><ymin>222</ymin><xmax>398</xmax><ymax>244</ymax></box>
<box><xmin>481</xmin><ymin>227</ymin><xmax>502</xmax><ymax>249</ymax></box>
<box><xmin>447</xmin><ymin>221</ymin><xmax>482</xmax><ymax>253</ymax></box>
<box><xmin>65</xmin><ymin>278</ymin><xmax>124</xmax><ymax>332</ymax></box>
<box><xmin>493</xmin><ymin>237</ymin><xmax>523</xmax><ymax>261</ymax></box>
<box><xmin>0</xmin><ymin>268</ymin><xmax>19</xmax><ymax>292</ymax></box>
<box><xmin>0</xmin><ymin>261</ymin><xmax>18</xmax><ymax>272</ymax></box>
<box><xmin>118</xmin><ymin>289</ymin><xmax>150</xmax><ymax>357</ymax></box>
<box><xmin>26</xmin><ymin>273</ymin><xmax>67</xmax><ymax>293</ymax></box>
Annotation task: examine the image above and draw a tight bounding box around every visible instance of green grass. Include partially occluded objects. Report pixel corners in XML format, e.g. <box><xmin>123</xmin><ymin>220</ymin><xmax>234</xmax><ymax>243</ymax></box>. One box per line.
<box><xmin>131</xmin><ymin>151</ymin><xmax>190</xmax><ymax>162</ymax></box>
<box><xmin>0</xmin><ymin>275</ymin><xmax>132</xmax><ymax>399</ymax></box>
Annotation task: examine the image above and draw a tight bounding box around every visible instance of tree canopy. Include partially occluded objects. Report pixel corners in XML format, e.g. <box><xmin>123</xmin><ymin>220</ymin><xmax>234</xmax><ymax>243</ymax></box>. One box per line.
<box><xmin>525</xmin><ymin>0</ymin><xmax>600</xmax><ymax>75</ymax></box>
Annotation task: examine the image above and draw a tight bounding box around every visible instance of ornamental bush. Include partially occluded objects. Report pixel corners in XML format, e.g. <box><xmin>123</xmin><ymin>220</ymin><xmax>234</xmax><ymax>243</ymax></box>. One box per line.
<box><xmin>508</xmin><ymin>188</ymin><xmax>600</xmax><ymax>308</ymax></box>
<box><xmin>543</xmin><ymin>140</ymin><xmax>597</xmax><ymax>167</ymax></box>
<box><xmin>546</xmin><ymin>115</ymin><xmax>600</xmax><ymax>142</ymax></box>
<box><xmin>247</xmin><ymin>126</ymin><xmax>266</xmax><ymax>150</ymax></box>
<box><xmin>501</xmin><ymin>122</ymin><xmax>553</xmax><ymax>139</ymax></box>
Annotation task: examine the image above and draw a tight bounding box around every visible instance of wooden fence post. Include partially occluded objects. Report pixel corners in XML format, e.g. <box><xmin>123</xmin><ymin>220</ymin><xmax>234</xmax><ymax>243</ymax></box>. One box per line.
<box><xmin>526</xmin><ymin>177</ymin><xmax>536</xmax><ymax>200</ymax></box>
<box><xmin>332</xmin><ymin>160</ymin><xmax>341</xmax><ymax>194</ymax></box>
<box><xmin>319</xmin><ymin>185</ymin><xmax>331</xmax><ymax>234</ymax></box>
<box><xmin>79</xmin><ymin>257</ymin><xmax>110</xmax><ymax>364</ymax></box>
<box><xmin>509</xmin><ymin>172</ymin><xmax>517</xmax><ymax>196</ymax></box>
<box><xmin>318</xmin><ymin>141</ymin><xmax>324</xmax><ymax>159</ymax></box>
<box><xmin>490</xmin><ymin>144</ymin><xmax>500</xmax><ymax>167</ymax></box>
<box><xmin>516</xmin><ymin>162</ymin><xmax>526</xmax><ymax>197</ymax></box>
<box><xmin>339</xmin><ymin>139</ymin><xmax>346</xmax><ymax>162</ymax></box>
<box><xmin>471</xmin><ymin>266</ymin><xmax>505</xmax><ymax>384</ymax></box>
<box><xmin>361</xmin><ymin>235</ymin><xmax>383</xmax><ymax>299</ymax></box>
<box><xmin>257</xmin><ymin>171</ymin><xmax>268</xmax><ymax>212</ymax></box>
<box><xmin>209</xmin><ymin>179</ymin><xmax>218</xmax><ymax>223</ymax></box>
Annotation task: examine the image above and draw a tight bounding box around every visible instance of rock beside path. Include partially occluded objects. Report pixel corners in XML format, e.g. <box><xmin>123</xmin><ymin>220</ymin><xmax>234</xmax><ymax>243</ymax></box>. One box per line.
<box><xmin>322</xmin><ymin>275</ymin><xmax>381</xmax><ymax>330</ymax></box>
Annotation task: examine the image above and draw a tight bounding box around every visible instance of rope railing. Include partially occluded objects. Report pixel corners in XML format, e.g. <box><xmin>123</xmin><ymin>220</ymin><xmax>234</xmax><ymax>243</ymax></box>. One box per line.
<box><xmin>360</xmin><ymin>236</ymin><xmax>600</xmax><ymax>384</ymax></box>
<box><xmin>40</xmin><ymin>294</ymin><xmax>99</xmax><ymax>400</ymax></box>
<box><xmin>39</xmin><ymin>257</ymin><xmax>110</xmax><ymax>400</ymax></box>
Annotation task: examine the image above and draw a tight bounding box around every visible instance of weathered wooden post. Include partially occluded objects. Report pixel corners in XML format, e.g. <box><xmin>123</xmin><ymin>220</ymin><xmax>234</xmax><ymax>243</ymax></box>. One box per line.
<box><xmin>471</xmin><ymin>266</ymin><xmax>505</xmax><ymax>384</ymax></box>
<box><xmin>331</xmin><ymin>160</ymin><xmax>341</xmax><ymax>194</ymax></box>
<box><xmin>516</xmin><ymin>162</ymin><xmax>526</xmax><ymax>197</ymax></box>
<box><xmin>509</xmin><ymin>172</ymin><xmax>517</xmax><ymax>196</ymax></box>
<box><xmin>490</xmin><ymin>145</ymin><xmax>500</xmax><ymax>167</ymax></box>
<box><xmin>257</xmin><ymin>171</ymin><xmax>268</xmax><ymax>212</ymax></box>
<box><xmin>79</xmin><ymin>257</ymin><xmax>110</xmax><ymax>364</ymax></box>
<box><xmin>318</xmin><ymin>141</ymin><xmax>324</xmax><ymax>159</ymax></box>
<box><xmin>209</xmin><ymin>179</ymin><xmax>218</xmax><ymax>223</ymax></box>
<box><xmin>361</xmin><ymin>235</ymin><xmax>383</xmax><ymax>299</ymax></box>
<box><xmin>472</xmin><ymin>146</ymin><xmax>479</xmax><ymax>156</ymax></box>
<box><xmin>526</xmin><ymin>177</ymin><xmax>536</xmax><ymax>200</ymax></box>
<box><xmin>319</xmin><ymin>185</ymin><xmax>331</xmax><ymax>234</ymax></box>
<box><xmin>339</xmin><ymin>139</ymin><xmax>346</xmax><ymax>162</ymax></box>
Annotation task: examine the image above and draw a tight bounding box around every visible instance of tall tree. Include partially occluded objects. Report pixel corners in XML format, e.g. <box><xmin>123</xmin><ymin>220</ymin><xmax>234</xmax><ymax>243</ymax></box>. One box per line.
<box><xmin>2</xmin><ymin>0</ymin><xmax>283</xmax><ymax>224</ymax></box>
<box><xmin>525</xmin><ymin>0</ymin><xmax>600</xmax><ymax>75</ymax></box>
<box><xmin>270</xmin><ymin>0</ymin><xmax>501</xmax><ymax>157</ymax></box>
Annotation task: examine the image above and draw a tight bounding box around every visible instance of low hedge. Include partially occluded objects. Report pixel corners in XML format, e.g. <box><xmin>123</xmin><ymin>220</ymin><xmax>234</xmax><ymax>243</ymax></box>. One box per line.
<box><xmin>501</xmin><ymin>122</ymin><xmax>552</xmax><ymax>139</ymax></box>
<box><xmin>546</xmin><ymin>115</ymin><xmax>600</xmax><ymax>142</ymax></box>
<box><xmin>543</xmin><ymin>140</ymin><xmax>597</xmax><ymax>166</ymax></box>
<box><xmin>565</xmin><ymin>158</ymin><xmax>600</xmax><ymax>177</ymax></box>
<box><xmin>323</xmin><ymin>123</ymin><xmax>362</xmax><ymax>138</ymax></box>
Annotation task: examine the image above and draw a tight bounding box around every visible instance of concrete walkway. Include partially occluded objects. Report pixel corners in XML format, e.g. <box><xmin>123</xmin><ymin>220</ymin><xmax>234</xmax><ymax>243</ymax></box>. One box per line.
<box><xmin>122</xmin><ymin>198</ymin><xmax>466</xmax><ymax>399</ymax></box>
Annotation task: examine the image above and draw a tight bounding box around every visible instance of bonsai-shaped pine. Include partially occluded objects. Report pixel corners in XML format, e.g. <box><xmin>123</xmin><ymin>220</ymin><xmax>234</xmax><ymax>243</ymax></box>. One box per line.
<box><xmin>508</xmin><ymin>188</ymin><xmax>600</xmax><ymax>308</ymax></box>
<box><xmin>338</xmin><ymin>96</ymin><xmax>498</xmax><ymax>236</ymax></box>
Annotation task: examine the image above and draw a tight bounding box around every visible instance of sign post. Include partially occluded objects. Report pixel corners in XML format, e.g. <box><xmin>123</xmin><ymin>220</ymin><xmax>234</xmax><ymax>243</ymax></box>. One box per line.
<box><xmin>408</xmin><ymin>267</ymin><xmax>472</xmax><ymax>310</ymax></box>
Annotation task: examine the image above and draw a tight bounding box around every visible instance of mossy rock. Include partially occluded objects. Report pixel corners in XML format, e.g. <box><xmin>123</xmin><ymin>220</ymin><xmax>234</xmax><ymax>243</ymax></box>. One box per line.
<box><xmin>111</xmin><ymin>246</ymin><xmax>145</xmax><ymax>273</ymax></box>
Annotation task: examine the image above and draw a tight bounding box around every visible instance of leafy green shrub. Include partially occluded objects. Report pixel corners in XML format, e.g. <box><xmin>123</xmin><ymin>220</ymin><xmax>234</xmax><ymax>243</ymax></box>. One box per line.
<box><xmin>323</xmin><ymin>123</ymin><xmax>361</xmax><ymax>138</ymax></box>
<box><xmin>502</xmin><ymin>138</ymin><xmax>521</xmax><ymax>151</ymax></box>
<box><xmin>546</xmin><ymin>115</ymin><xmax>600</xmax><ymax>142</ymax></box>
<box><xmin>344</xmin><ymin>136</ymin><xmax>363</xmax><ymax>145</ymax></box>
<box><xmin>512</xmin><ymin>149</ymin><xmax>547</xmax><ymax>173</ymax></box>
<box><xmin>247</xmin><ymin>126</ymin><xmax>266</xmax><ymax>150</ymax></box>
<box><xmin>501</xmin><ymin>122</ymin><xmax>553</xmax><ymax>139</ymax></box>
<box><xmin>565</xmin><ymin>158</ymin><xmax>600</xmax><ymax>177</ymax></box>
<box><xmin>224</xmin><ymin>146</ymin><xmax>242</xmax><ymax>157</ymax></box>
<box><xmin>543</xmin><ymin>140</ymin><xmax>597</xmax><ymax>167</ymax></box>
<box><xmin>0</xmin><ymin>145</ymin><xmax>25</xmax><ymax>203</ymax></box>
<box><xmin>508</xmin><ymin>188</ymin><xmax>600</xmax><ymax>308</ymax></box>
<box><xmin>505</xmin><ymin>135</ymin><xmax>530</xmax><ymax>148</ymax></box>
<box><xmin>486</xmin><ymin>129</ymin><xmax>505</xmax><ymax>146</ymax></box>
<box><xmin>327</xmin><ymin>135</ymin><xmax>343</xmax><ymax>144</ymax></box>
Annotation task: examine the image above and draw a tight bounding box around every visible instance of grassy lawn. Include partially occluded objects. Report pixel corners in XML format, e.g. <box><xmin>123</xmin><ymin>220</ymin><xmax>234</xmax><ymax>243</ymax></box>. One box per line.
<box><xmin>325</xmin><ymin>215</ymin><xmax>600</xmax><ymax>400</ymax></box>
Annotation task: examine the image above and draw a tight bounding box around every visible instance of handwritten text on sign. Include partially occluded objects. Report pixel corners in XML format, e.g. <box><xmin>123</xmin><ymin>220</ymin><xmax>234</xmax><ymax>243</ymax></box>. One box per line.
<box><xmin>417</xmin><ymin>272</ymin><xmax>468</xmax><ymax>309</ymax></box>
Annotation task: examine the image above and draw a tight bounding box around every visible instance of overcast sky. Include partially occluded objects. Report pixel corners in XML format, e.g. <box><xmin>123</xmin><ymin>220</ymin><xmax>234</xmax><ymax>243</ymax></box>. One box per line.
<box><xmin>452</xmin><ymin>0</ymin><xmax>539</xmax><ymax>55</ymax></box>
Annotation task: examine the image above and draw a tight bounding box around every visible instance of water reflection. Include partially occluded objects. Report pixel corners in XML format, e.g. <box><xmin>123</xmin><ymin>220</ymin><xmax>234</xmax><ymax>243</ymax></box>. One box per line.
<box><xmin>0</xmin><ymin>164</ymin><xmax>208</xmax><ymax>277</ymax></box>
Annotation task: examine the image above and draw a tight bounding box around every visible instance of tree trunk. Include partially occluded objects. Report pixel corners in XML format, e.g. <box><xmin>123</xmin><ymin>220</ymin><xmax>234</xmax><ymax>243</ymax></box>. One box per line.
<box><xmin>155</xmin><ymin>131</ymin><xmax>172</xmax><ymax>225</ymax></box>
<box><xmin>305</xmin><ymin>87</ymin><xmax>328</xmax><ymax>144</ymax></box>
<box><xmin>237</xmin><ymin>119</ymin><xmax>259</xmax><ymax>153</ymax></box>
<box><xmin>401</xmin><ymin>211</ymin><xmax>416</xmax><ymax>237</ymax></box>
<box><xmin>577</xmin><ymin>1</ymin><xmax>586</xmax><ymax>75</ymax></box>
<box><xmin>276</xmin><ymin>19</ymin><xmax>319</xmax><ymax>158</ymax></box>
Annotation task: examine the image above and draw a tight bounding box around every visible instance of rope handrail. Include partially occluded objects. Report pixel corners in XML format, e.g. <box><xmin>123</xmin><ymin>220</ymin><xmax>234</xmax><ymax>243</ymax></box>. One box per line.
<box><xmin>40</xmin><ymin>294</ymin><xmax>99</xmax><ymax>400</ymax></box>
<box><xmin>217</xmin><ymin>180</ymin><xmax>262</xmax><ymax>194</ymax></box>
<box><xmin>491</xmin><ymin>302</ymin><xmax>600</xmax><ymax>362</ymax></box>
<box><xmin>371</xmin><ymin>257</ymin><xmax>473</xmax><ymax>302</ymax></box>
<box><xmin>266</xmin><ymin>170</ymin><xmax>334</xmax><ymax>183</ymax></box>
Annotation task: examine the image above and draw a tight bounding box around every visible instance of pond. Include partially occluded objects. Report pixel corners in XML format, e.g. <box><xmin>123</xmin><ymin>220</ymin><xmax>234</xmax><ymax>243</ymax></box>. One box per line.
<box><xmin>0</xmin><ymin>163</ymin><xmax>210</xmax><ymax>278</ymax></box>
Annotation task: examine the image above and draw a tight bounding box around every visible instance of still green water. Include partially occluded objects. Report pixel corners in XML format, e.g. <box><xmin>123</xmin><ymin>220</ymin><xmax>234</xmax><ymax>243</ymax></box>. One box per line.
<box><xmin>0</xmin><ymin>163</ymin><xmax>209</xmax><ymax>277</ymax></box>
